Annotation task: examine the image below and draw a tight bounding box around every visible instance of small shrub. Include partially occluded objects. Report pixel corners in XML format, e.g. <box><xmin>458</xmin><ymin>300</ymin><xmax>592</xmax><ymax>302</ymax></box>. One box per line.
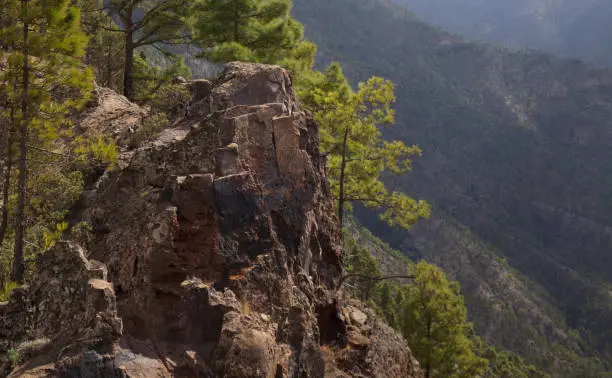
<box><xmin>7</xmin><ymin>348</ymin><xmax>20</xmax><ymax>366</ymax></box>
<box><xmin>0</xmin><ymin>281</ymin><xmax>17</xmax><ymax>302</ymax></box>
<box><xmin>88</xmin><ymin>136</ymin><xmax>119</xmax><ymax>167</ymax></box>
<box><xmin>42</xmin><ymin>221</ymin><xmax>68</xmax><ymax>250</ymax></box>
<box><xmin>74</xmin><ymin>134</ymin><xmax>119</xmax><ymax>169</ymax></box>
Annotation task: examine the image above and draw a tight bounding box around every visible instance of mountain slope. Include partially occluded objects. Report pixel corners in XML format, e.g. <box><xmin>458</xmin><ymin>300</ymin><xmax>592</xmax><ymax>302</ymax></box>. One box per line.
<box><xmin>346</xmin><ymin>215</ymin><xmax>586</xmax><ymax>375</ymax></box>
<box><xmin>293</xmin><ymin>0</ymin><xmax>612</xmax><ymax>373</ymax></box>
<box><xmin>391</xmin><ymin>0</ymin><xmax>612</xmax><ymax>67</ymax></box>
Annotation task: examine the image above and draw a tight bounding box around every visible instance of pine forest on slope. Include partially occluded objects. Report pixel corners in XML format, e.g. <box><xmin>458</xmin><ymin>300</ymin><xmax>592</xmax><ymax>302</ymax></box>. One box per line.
<box><xmin>292</xmin><ymin>0</ymin><xmax>612</xmax><ymax>374</ymax></box>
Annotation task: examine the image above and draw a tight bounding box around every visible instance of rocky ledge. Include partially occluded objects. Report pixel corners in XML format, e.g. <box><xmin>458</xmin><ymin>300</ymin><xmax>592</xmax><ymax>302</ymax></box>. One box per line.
<box><xmin>0</xmin><ymin>62</ymin><xmax>422</xmax><ymax>377</ymax></box>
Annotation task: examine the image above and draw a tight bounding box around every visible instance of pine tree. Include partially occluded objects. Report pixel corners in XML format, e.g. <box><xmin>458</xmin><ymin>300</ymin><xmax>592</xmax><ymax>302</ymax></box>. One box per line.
<box><xmin>378</xmin><ymin>282</ymin><xmax>399</xmax><ymax>328</ymax></box>
<box><xmin>0</xmin><ymin>0</ymin><xmax>93</xmax><ymax>283</ymax></box>
<box><xmin>78</xmin><ymin>0</ymin><xmax>125</xmax><ymax>91</ymax></box>
<box><xmin>132</xmin><ymin>51</ymin><xmax>191</xmax><ymax>102</ymax></box>
<box><xmin>296</xmin><ymin>62</ymin><xmax>352</xmax><ymax>108</ymax></box>
<box><xmin>0</xmin><ymin>95</ymin><xmax>14</xmax><ymax>248</ymax></box>
<box><xmin>193</xmin><ymin>0</ymin><xmax>307</xmax><ymax>64</ymax></box>
<box><xmin>344</xmin><ymin>236</ymin><xmax>383</xmax><ymax>301</ymax></box>
<box><xmin>103</xmin><ymin>0</ymin><xmax>190</xmax><ymax>100</ymax></box>
<box><xmin>310</xmin><ymin>70</ymin><xmax>430</xmax><ymax>230</ymax></box>
<box><xmin>399</xmin><ymin>261</ymin><xmax>488</xmax><ymax>378</ymax></box>
<box><xmin>482</xmin><ymin>345</ymin><xmax>550</xmax><ymax>378</ymax></box>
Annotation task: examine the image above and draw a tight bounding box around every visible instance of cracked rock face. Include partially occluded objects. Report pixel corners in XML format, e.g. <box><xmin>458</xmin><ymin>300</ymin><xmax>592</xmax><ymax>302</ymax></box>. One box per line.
<box><xmin>0</xmin><ymin>62</ymin><xmax>422</xmax><ymax>377</ymax></box>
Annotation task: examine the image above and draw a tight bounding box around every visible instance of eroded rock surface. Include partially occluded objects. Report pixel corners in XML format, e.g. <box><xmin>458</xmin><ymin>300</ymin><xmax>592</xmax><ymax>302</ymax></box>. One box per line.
<box><xmin>77</xmin><ymin>85</ymin><xmax>149</xmax><ymax>145</ymax></box>
<box><xmin>0</xmin><ymin>62</ymin><xmax>422</xmax><ymax>377</ymax></box>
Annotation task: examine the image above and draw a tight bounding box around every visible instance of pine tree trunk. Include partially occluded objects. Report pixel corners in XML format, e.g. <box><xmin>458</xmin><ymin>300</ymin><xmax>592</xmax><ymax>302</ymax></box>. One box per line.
<box><xmin>0</xmin><ymin>108</ymin><xmax>14</xmax><ymax>248</ymax></box>
<box><xmin>233</xmin><ymin>0</ymin><xmax>239</xmax><ymax>42</ymax></box>
<box><xmin>106</xmin><ymin>17</ymin><xmax>113</xmax><ymax>88</ymax></box>
<box><xmin>338</xmin><ymin>126</ymin><xmax>350</xmax><ymax>231</ymax></box>
<box><xmin>425</xmin><ymin>316</ymin><xmax>432</xmax><ymax>378</ymax></box>
<box><xmin>123</xmin><ymin>7</ymin><xmax>134</xmax><ymax>101</ymax></box>
<box><xmin>12</xmin><ymin>0</ymin><xmax>29</xmax><ymax>284</ymax></box>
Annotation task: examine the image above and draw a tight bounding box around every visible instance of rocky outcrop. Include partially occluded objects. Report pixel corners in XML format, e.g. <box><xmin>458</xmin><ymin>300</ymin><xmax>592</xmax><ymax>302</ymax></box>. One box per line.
<box><xmin>0</xmin><ymin>62</ymin><xmax>422</xmax><ymax>377</ymax></box>
<box><xmin>77</xmin><ymin>85</ymin><xmax>149</xmax><ymax>146</ymax></box>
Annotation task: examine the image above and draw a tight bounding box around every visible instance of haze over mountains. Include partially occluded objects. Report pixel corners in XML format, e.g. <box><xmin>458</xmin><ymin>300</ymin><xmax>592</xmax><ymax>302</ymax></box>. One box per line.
<box><xmin>292</xmin><ymin>0</ymin><xmax>612</xmax><ymax>374</ymax></box>
<box><xmin>392</xmin><ymin>0</ymin><xmax>612</xmax><ymax>67</ymax></box>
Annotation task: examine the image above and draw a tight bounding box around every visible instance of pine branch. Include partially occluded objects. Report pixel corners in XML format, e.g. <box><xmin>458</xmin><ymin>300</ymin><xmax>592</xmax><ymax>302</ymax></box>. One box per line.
<box><xmin>336</xmin><ymin>273</ymin><xmax>416</xmax><ymax>292</ymax></box>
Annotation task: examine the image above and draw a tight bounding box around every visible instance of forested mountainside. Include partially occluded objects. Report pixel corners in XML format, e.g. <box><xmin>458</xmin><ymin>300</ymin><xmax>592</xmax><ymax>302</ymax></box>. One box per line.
<box><xmin>293</xmin><ymin>0</ymin><xmax>612</xmax><ymax>374</ymax></box>
<box><xmin>392</xmin><ymin>0</ymin><xmax>612</xmax><ymax>67</ymax></box>
<box><xmin>4</xmin><ymin>0</ymin><xmax>612</xmax><ymax>375</ymax></box>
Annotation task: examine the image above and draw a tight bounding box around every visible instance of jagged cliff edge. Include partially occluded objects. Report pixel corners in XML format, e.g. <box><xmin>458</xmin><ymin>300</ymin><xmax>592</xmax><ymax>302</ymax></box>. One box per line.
<box><xmin>0</xmin><ymin>62</ymin><xmax>422</xmax><ymax>378</ymax></box>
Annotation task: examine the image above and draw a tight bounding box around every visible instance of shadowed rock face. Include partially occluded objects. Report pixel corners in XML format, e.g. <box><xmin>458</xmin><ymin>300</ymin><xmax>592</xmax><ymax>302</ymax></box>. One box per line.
<box><xmin>0</xmin><ymin>62</ymin><xmax>422</xmax><ymax>378</ymax></box>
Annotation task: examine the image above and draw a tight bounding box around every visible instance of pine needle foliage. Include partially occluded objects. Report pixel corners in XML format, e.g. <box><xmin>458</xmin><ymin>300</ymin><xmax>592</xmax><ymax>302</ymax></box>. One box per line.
<box><xmin>192</xmin><ymin>0</ymin><xmax>307</xmax><ymax>64</ymax></box>
<box><xmin>0</xmin><ymin>0</ymin><xmax>93</xmax><ymax>283</ymax></box>
<box><xmin>310</xmin><ymin>70</ymin><xmax>430</xmax><ymax>229</ymax></box>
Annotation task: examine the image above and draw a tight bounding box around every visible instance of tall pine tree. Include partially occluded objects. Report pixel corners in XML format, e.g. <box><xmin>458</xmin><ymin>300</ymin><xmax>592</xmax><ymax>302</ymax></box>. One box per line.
<box><xmin>0</xmin><ymin>89</ymin><xmax>15</xmax><ymax>250</ymax></box>
<box><xmin>103</xmin><ymin>0</ymin><xmax>190</xmax><ymax>100</ymax></box>
<box><xmin>399</xmin><ymin>261</ymin><xmax>488</xmax><ymax>378</ymax></box>
<box><xmin>0</xmin><ymin>0</ymin><xmax>93</xmax><ymax>283</ymax></box>
<box><xmin>309</xmin><ymin>71</ymin><xmax>430</xmax><ymax>230</ymax></box>
<box><xmin>193</xmin><ymin>0</ymin><xmax>308</xmax><ymax>64</ymax></box>
<box><xmin>78</xmin><ymin>0</ymin><xmax>125</xmax><ymax>91</ymax></box>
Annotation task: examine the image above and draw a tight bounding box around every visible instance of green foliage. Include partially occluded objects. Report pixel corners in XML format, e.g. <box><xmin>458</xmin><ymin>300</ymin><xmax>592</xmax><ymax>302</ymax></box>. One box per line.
<box><xmin>42</xmin><ymin>221</ymin><xmax>68</xmax><ymax>251</ymax></box>
<box><xmin>7</xmin><ymin>347</ymin><xmax>20</xmax><ymax>366</ymax></box>
<box><xmin>296</xmin><ymin>62</ymin><xmax>352</xmax><ymax>108</ymax></box>
<box><xmin>21</xmin><ymin>163</ymin><xmax>84</xmax><ymax>271</ymax></box>
<box><xmin>77</xmin><ymin>0</ymin><xmax>125</xmax><ymax>92</ymax></box>
<box><xmin>104</xmin><ymin>0</ymin><xmax>191</xmax><ymax>99</ymax></box>
<box><xmin>74</xmin><ymin>134</ymin><xmax>118</xmax><ymax>169</ymax></box>
<box><xmin>482</xmin><ymin>344</ymin><xmax>550</xmax><ymax>378</ymax></box>
<box><xmin>133</xmin><ymin>52</ymin><xmax>191</xmax><ymax>103</ymax></box>
<box><xmin>193</xmin><ymin>0</ymin><xmax>306</xmax><ymax>64</ymax></box>
<box><xmin>293</xmin><ymin>56</ymin><xmax>430</xmax><ymax>232</ymax></box>
<box><xmin>398</xmin><ymin>261</ymin><xmax>488</xmax><ymax>377</ymax></box>
<box><xmin>0</xmin><ymin>0</ymin><xmax>94</xmax><ymax>124</ymax></box>
<box><xmin>344</xmin><ymin>235</ymin><xmax>382</xmax><ymax>303</ymax></box>
<box><xmin>310</xmin><ymin>73</ymin><xmax>429</xmax><ymax>228</ymax></box>
<box><xmin>0</xmin><ymin>281</ymin><xmax>18</xmax><ymax>302</ymax></box>
<box><xmin>0</xmin><ymin>0</ymin><xmax>93</xmax><ymax>283</ymax></box>
<box><xmin>344</xmin><ymin>232</ymin><xmax>488</xmax><ymax>377</ymax></box>
<box><xmin>376</xmin><ymin>282</ymin><xmax>399</xmax><ymax>328</ymax></box>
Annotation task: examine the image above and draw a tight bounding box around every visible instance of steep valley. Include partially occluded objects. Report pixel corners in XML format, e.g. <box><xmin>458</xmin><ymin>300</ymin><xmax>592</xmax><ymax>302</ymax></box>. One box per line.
<box><xmin>293</xmin><ymin>0</ymin><xmax>612</xmax><ymax>374</ymax></box>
